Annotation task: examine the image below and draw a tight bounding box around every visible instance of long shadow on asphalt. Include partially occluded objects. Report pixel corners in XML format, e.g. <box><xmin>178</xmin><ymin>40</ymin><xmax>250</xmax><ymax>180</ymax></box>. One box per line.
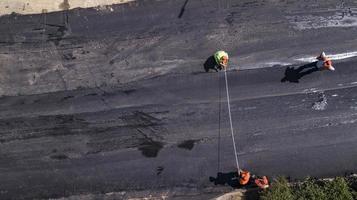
<box><xmin>209</xmin><ymin>171</ymin><xmax>240</xmax><ymax>188</ymax></box>
<box><xmin>281</xmin><ymin>62</ymin><xmax>319</xmax><ymax>83</ymax></box>
<box><xmin>209</xmin><ymin>172</ymin><xmax>265</xmax><ymax>199</ymax></box>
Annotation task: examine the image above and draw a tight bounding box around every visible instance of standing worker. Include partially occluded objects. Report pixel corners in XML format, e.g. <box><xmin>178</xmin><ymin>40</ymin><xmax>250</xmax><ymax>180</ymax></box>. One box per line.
<box><xmin>316</xmin><ymin>52</ymin><xmax>335</xmax><ymax>71</ymax></box>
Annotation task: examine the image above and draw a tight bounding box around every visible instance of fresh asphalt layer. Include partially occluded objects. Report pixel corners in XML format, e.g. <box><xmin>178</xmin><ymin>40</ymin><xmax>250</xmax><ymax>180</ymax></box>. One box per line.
<box><xmin>1</xmin><ymin>59</ymin><xmax>357</xmax><ymax>199</ymax></box>
<box><xmin>0</xmin><ymin>0</ymin><xmax>357</xmax><ymax>199</ymax></box>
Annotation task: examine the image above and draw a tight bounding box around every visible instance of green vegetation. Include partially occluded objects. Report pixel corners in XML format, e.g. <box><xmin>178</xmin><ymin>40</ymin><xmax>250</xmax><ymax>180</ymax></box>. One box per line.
<box><xmin>260</xmin><ymin>177</ymin><xmax>294</xmax><ymax>200</ymax></box>
<box><xmin>260</xmin><ymin>176</ymin><xmax>357</xmax><ymax>200</ymax></box>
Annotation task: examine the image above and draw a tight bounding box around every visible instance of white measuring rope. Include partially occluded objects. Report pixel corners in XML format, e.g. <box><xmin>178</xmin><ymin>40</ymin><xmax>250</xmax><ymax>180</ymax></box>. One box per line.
<box><xmin>224</xmin><ymin>69</ymin><xmax>241</xmax><ymax>173</ymax></box>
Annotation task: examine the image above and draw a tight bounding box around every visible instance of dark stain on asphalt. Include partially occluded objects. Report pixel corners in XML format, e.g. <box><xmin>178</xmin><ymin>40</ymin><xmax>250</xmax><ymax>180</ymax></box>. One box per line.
<box><xmin>81</xmin><ymin>50</ymin><xmax>90</xmax><ymax>54</ymax></box>
<box><xmin>50</xmin><ymin>154</ymin><xmax>68</xmax><ymax>160</ymax></box>
<box><xmin>47</xmin><ymin>25</ymin><xmax>70</xmax><ymax>46</ymax></box>
<box><xmin>84</xmin><ymin>93</ymin><xmax>98</xmax><ymax>97</ymax></box>
<box><xmin>185</xmin><ymin>111</ymin><xmax>195</xmax><ymax>116</ymax></box>
<box><xmin>63</xmin><ymin>52</ymin><xmax>76</xmax><ymax>60</ymax></box>
<box><xmin>225</xmin><ymin>12</ymin><xmax>238</xmax><ymax>25</ymax></box>
<box><xmin>178</xmin><ymin>0</ymin><xmax>189</xmax><ymax>18</ymax></box>
<box><xmin>156</xmin><ymin>166</ymin><xmax>164</xmax><ymax>175</ymax></box>
<box><xmin>61</xmin><ymin>95</ymin><xmax>74</xmax><ymax>101</ymax></box>
<box><xmin>177</xmin><ymin>140</ymin><xmax>198</xmax><ymax>150</ymax></box>
<box><xmin>138</xmin><ymin>140</ymin><xmax>163</xmax><ymax>158</ymax></box>
<box><xmin>123</xmin><ymin>89</ymin><xmax>136</xmax><ymax>95</ymax></box>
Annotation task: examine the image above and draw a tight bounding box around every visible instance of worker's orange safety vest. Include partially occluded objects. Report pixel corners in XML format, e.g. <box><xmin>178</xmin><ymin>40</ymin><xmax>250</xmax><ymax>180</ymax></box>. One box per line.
<box><xmin>239</xmin><ymin>171</ymin><xmax>250</xmax><ymax>185</ymax></box>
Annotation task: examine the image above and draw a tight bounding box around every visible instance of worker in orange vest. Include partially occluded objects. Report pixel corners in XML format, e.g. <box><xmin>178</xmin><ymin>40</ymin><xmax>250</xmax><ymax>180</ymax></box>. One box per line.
<box><xmin>239</xmin><ymin>170</ymin><xmax>251</xmax><ymax>185</ymax></box>
<box><xmin>239</xmin><ymin>170</ymin><xmax>270</xmax><ymax>189</ymax></box>
<box><xmin>316</xmin><ymin>52</ymin><xmax>335</xmax><ymax>71</ymax></box>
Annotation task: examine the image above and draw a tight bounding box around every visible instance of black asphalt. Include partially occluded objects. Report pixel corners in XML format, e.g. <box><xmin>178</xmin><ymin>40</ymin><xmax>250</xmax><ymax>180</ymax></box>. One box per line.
<box><xmin>0</xmin><ymin>0</ymin><xmax>357</xmax><ymax>199</ymax></box>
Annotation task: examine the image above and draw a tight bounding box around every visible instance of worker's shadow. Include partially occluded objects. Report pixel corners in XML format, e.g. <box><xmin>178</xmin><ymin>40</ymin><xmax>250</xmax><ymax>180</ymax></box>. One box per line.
<box><xmin>209</xmin><ymin>171</ymin><xmax>240</xmax><ymax>188</ymax></box>
<box><xmin>204</xmin><ymin>56</ymin><xmax>218</xmax><ymax>72</ymax></box>
<box><xmin>281</xmin><ymin>62</ymin><xmax>319</xmax><ymax>83</ymax></box>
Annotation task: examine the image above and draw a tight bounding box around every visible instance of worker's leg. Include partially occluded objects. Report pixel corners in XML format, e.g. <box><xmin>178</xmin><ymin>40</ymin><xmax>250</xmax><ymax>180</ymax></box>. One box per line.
<box><xmin>315</xmin><ymin>61</ymin><xmax>324</xmax><ymax>70</ymax></box>
<box><xmin>204</xmin><ymin>56</ymin><xmax>218</xmax><ymax>72</ymax></box>
<box><xmin>214</xmin><ymin>64</ymin><xmax>222</xmax><ymax>72</ymax></box>
<box><xmin>297</xmin><ymin>62</ymin><xmax>318</xmax><ymax>73</ymax></box>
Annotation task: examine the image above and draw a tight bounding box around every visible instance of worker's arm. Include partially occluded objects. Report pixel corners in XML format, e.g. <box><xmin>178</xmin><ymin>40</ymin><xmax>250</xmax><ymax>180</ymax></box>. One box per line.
<box><xmin>221</xmin><ymin>63</ymin><xmax>227</xmax><ymax>70</ymax></box>
<box><xmin>220</xmin><ymin>60</ymin><xmax>228</xmax><ymax>70</ymax></box>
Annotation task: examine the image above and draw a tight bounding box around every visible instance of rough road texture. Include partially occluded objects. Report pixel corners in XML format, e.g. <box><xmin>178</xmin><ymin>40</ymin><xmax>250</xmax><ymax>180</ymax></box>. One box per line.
<box><xmin>0</xmin><ymin>0</ymin><xmax>357</xmax><ymax>199</ymax></box>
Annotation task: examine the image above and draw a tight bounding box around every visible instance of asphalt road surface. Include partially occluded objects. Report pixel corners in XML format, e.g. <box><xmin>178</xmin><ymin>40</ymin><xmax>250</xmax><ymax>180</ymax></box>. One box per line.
<box><xmin>0</xmin><ymin>0</ymin><xmax>357</xmax><ymax>199</ymax></box>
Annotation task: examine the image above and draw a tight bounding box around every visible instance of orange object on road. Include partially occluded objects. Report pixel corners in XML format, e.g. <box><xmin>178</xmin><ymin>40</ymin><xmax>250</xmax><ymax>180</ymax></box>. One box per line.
<box><xmin>239</xmin><ymin>170</ymin><xmax>250</xmax><ymax>185</ymax></box>
<box><xmin>255</xmin><ymin>176</ymin><xmax>269</xmax><ymax>189</ymax></box>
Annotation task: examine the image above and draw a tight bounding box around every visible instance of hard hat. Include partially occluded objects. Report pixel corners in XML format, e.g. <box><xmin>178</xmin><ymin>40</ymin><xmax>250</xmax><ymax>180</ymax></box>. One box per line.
<box><xmin>321</xmin><ymin>52</ymin><xmax>326</xmax><ymax>57</ymax></box>
<box><xmin>317</xmin><ymin>52</ymin><xmax>326</xmax><ymax>60</ymax></box>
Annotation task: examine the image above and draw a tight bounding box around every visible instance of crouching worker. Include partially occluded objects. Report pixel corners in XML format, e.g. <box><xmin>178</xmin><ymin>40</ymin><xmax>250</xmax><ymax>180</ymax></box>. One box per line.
<box><xmin>204</xmin><ymin>50</ymin><xmax>229</xmax><ymax>72</ymax></box>
<box><xmin>239</xmin><ymin>170</ymin><xmax>269</xmax><ymax>189</ymax></box>
<box><xmin>316</xmin><ymin>52</ymin><xmax>335</xmax><ymax>71</ymax></box>
<box><xmin>214</xmin><ymin>50</ymin><xmax>229</xmax><ymax>71</ymax></box>
<box><xmin>239</xmin><ymin>170</ymin><xmax>251</xmax><ymax>186</ymax></box>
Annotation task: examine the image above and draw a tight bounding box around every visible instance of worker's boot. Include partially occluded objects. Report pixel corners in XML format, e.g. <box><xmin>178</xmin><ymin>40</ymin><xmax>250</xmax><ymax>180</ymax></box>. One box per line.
<box><xmin>327</xmin><ymin>66</ymin><xmax>335</xmax><ymax>71</ymax></box>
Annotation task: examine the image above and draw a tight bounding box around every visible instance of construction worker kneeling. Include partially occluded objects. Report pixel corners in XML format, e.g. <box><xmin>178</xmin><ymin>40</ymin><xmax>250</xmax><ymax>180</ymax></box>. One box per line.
<box><xmin>239</xmin><ymin>170</ymin><xmax>251</xmax><ymax>185</ymax></box>
<box><xmin>239</xmin><ymin>170</ymin><xmax>269</xmax><ymax>189</ymax></box>
<box><xmin>214</xmin><ymin>50</ymin><xmax>229</xmax><ymax>71</ymax></box>
<box><xmin>204</xmin><ymin>50</ymin><xmax>230</xmax><ymax>72</ymax></box>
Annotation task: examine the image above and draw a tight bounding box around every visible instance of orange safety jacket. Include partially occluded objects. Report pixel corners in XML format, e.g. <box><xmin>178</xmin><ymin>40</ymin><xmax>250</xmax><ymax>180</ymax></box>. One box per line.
<box><xmin>239</xmin><ymin>171</ymin><xmax>251</xmax><ymax>185</ymax></box>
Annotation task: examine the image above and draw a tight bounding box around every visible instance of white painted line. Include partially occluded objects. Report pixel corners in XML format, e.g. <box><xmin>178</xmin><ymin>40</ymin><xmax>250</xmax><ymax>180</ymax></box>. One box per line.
<box><xmin>329</xmin><ymin>52</ymin><xmax>357</xmax><ymax>60</ymax></box>
<box><xmin>265</xmin><ymin>62</ymin><xmax>292</xmax><ymax>67</ymax></box>
<box><xmin>242</xmin><ymin>62</ymin><xmax>292</xmax><ymax>70</ymax></box>
<box><xmin>303</xmin><ymin>88</ymin><xmax>319</xmax><ymax>93</ymax></box>
<box><xmin>295</xmin><ymin>51</ymin><xmax>357</xmax><ymax>62</ymax></box>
